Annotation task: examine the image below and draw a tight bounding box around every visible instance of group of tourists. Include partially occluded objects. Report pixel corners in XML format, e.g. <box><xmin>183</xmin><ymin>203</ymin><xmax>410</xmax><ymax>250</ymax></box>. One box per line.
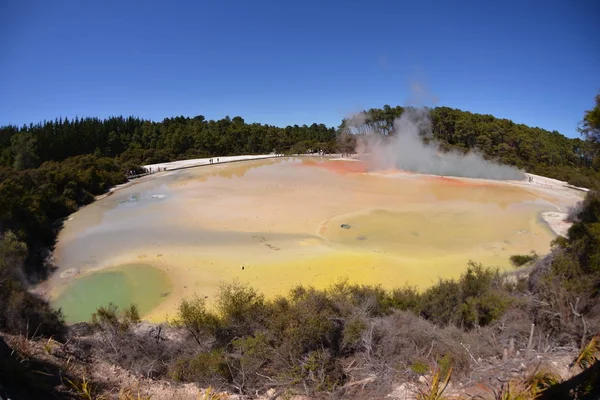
<box><xmin>306</xmin><ymin>149</ymin><xmax>332</xmax><ymax>157</ymax></box>
<box><xmin>128</xmin><ymin>154</ymin><xmax>291</xmax><ymax>179</ymax></box>
<box><xmin>127</xmin><ymin>166</ymin><xmax>167</xmax><ymax>177</ymax></box>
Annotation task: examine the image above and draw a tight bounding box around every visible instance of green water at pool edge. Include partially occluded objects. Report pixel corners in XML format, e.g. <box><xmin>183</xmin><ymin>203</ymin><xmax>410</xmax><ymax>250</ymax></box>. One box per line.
<box><xmin>52</xmin><ymin>264</ymin><xmax>172</xmax><ymax>323</ymax></box>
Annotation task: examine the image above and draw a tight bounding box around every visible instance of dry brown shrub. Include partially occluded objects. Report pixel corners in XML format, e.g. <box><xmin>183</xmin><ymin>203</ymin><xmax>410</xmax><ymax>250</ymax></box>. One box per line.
<box><xmin>366</xmin><ymin>311</ymin><xmax>473</xmax><ymax>377</ymax></box>
<box><xmin>490</xmin><ymin>307</ymin><xmax>534</xmax><ymax>350</ymax></box>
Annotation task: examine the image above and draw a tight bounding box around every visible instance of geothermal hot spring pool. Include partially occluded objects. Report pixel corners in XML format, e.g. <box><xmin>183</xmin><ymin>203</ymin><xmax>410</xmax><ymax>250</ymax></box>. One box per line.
<box><xmin>44</xmin><ymin>157</ymin><xmax>583</xmax><ymax>322</ymax></box>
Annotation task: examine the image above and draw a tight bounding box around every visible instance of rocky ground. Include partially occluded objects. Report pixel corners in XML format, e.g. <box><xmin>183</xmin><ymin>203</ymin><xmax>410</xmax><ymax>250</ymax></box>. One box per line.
<box><xmin>0</xmin><ymin>324</ymin><xmax>583</xmax><ymax>400</ymax></box>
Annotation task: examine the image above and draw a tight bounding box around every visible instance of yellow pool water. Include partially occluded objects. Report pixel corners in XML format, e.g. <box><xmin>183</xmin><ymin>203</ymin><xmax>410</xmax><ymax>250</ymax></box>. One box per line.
<box><xmin>45</xmin><ymin>157</ymin><xmax>580</xmax><ymax>322</ymax></box>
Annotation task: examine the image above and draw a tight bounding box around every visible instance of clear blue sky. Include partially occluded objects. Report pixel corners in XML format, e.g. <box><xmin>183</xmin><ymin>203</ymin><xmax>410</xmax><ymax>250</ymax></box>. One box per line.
<box><xmin>1</xmin><ymin>0</ymin><xmax>598</xmax><ymax>137</ymax></box>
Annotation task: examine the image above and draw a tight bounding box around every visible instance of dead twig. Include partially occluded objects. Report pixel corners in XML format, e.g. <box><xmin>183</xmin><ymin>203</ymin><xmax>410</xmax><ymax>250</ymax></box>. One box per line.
<box><xmin>570</xmin><ymin>298</ymin><xmax>588</xmax><ymax>349</ymax></box>
<box><xmin>460</xmin><ymin>342</ymin><xmax>479</xmax><ymax>365</ymax></box>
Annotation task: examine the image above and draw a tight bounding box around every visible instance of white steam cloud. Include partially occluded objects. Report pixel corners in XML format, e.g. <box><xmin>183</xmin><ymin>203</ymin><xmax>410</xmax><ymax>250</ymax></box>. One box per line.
<box><xmin>351</xmin><ymin>107</ymin><xmax>525</xmax><ymax>180</ymax></box>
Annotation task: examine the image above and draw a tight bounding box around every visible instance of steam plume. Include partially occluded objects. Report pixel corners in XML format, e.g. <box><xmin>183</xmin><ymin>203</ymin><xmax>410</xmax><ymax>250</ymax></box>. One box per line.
<box><xmin>351</xmin><ymin>107</ymin><xmax>525</xmax><ymax>180</ymax></box>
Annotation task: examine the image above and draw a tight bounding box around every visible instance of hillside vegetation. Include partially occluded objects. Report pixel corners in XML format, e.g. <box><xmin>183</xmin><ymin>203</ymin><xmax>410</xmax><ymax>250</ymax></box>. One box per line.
<box><xmin>0</xmin><ymin>116</ymin><xmax>337</xmax><ymax>168</ymax></box>
<box><xmin>1</xmin><ymin>103</ymin><xmax>598</xmax><ymax>186</ymax></box>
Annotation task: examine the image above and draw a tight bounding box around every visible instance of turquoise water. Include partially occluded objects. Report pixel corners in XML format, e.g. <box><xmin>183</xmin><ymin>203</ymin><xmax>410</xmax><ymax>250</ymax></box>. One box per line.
<box><xmin>52</xmin><ymin>264</ymin><xmax>171</xmax><ymax>323</ymax></box>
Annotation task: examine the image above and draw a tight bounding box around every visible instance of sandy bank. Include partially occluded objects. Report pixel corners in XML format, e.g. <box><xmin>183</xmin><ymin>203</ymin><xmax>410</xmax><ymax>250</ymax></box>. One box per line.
<box><xmin>93</xmin><ymin>154</ymin><xmax>283</xmax><ymax>201</ymax></box>
<box><xmin>541</xmin><ymin>211</ymin><xmax>571</xmax><ymax>237</ymax></box>
<box><xmin>514</xmin><ymin>173</ymin><xmax>586</xmax><ymax>237</ymax></box>
<box><xmin>524</xmin><ymin>172</ymin><xmax>589</xmax><ymax>193</ymax></box>
<box><xmin>143</xmin><ymin>154</ymin><xmax>280</xmax><ymax>171</ymax></box>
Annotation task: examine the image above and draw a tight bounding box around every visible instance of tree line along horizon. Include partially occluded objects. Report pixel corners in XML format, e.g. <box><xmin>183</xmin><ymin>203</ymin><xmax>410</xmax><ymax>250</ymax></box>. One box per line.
<box><xmin>1</xmin><ymin>104</ymin><xmax>598</xmax><ymax>179</ymax></box>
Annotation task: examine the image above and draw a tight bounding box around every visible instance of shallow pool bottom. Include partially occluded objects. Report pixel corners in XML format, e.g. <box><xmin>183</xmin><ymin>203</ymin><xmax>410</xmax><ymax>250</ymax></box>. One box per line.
<box><xmin>52</xmin><ymin>264</ymin><xmax>172</xmax><ymax>323</ymax></box>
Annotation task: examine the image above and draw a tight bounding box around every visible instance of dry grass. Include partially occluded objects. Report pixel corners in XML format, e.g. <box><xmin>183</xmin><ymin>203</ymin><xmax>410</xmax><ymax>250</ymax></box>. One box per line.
<box><xmin>201</xmin><ymin>386</ymin><xmax>230</xmax><ymax>400</ymax></box>
<box><xmin>413</xmin><ymin>367</ymin><xmax>452</xmax><ymax>400</ymax></box>
<box><xmin>573</xmin><ymin>335</ymin><xmax>599</xmax><ymax>369</ymax></box>
<box><xmin>118</xmin><ymin>385</ymin><xmax>152</xmax><ymax>400</ymax></box>
<box><xmin>65</xmin><ymin>375</ymin><xmax>99</xmax><ymax>400</ymax></box>
<box><xmin>487</xmin><ymin>381</ymin><xmax>536</xmax><ymax>400</ymax></box>
<box><xmin>526</xmin><ymin>367</ymin><xmax>562</xmax><ymax>396</ymax></box>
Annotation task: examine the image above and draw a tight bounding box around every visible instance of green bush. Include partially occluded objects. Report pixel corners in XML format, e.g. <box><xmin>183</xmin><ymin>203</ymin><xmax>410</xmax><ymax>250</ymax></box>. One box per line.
<box><xmin>419</xmin><ymin>263</ymin><xmax>512</xmax><ymax>328</ymax></box>
<box><xmin>227</xmin><ymin>332</ymin><xmax>272</xmax><ymax>389</ymax></box>
<box><xmin>215</xmin><ymin>281</ymin><xmax>266</xmax><ymax>342</ymax></box>
<box><xmin>169</xmin><ymin>349</ymin><xmax>231</xmax><ymax>384</ymax></box>
<box><xmin>411</xmin><ymin>360</ymin><xmax>429</xmax><ymax>375</ymax></box>
<box><xmin>460</xmin><ymin>263</ymin><xmax>501</xmax><ymax>298</ymax></box>
<box><xmin>0</xmin><ymin>280</ymin><xmax>65</xmax><ymax>337</ymax></box>
<box><xmin>420</xmin><ymin>279</ymin><xmax>462</xmax><ymax>325</ymax></box>
<box><xmin>388</xmin><ymin>286</ymin><xmax>421</xmax><ymax>312</ymax></box>
<box><xmin>91</xmin><ymin>303</ymin><xmax>119</xmax><ymax>327</ymax></box>
<box><xmin>299</xmin><ymin>349</ymin><xmax>343</xmax><ymax>392</ymax></box>
<box><xmin>459</xmin><ymin>291</ymin><xmax>512</xmax><ymax>328</ymax></box>
<box><xmin>90</xmin><ymin>303</ymin><xmax>145</xmax><ymax>333</ymax></box>
<box><xmin>175</xmin><ymin>296</ymin><xmax>219</xmax><ymax>346</ymax></box>
<box><xmin>267</xmin><ymin>288</ymin><xmax>342</xmax><ymax>357</ymax></box>
<box><xmin>122</xmin><ymin>304</ymin><xmax>141</xmax><ymax>325</ymax></box>
<box><xmin>341</xmin><ymin>315</ymin><xmax>367</xmax><ymax>350</ymax></box>
<box><xmin>510</xmin><ymin>252</ymin><xmax>539</xmax><ymax>267</ymax></box>
<box><xmin>0</xmin><ymin>231</ymin><xmax>65</xmax><ymax>337</ymax></box>
<box><xmin>437</xmin><ymin>353</ymin><xmax>454</xmax><ymax>377</ymax></box>
<box><xmin>328</xmin><ymin>280</ymin><xmax>390</xmax><ymax>316</ymax></box>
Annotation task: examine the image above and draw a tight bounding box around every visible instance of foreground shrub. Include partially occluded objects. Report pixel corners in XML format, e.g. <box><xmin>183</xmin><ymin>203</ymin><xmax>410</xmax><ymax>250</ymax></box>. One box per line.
<box><xmin>419</xmin><ymin>262</ymin><xmax>512</xmax><ymax>328</ymax></box>
<box><xmin>328</xmin><ymin>280</ymin><xmax>391</xmax><ymax>316</ymax></box>
<box><xmin>92</xmin><ymin>302</ymin><xmax>143</xmax><ymax>332</ymax></box>
<box><xmin>0</xmin><ymin>231</ymin><xmax>65</xmax><ymax>337</ymax></box>
<box><xmin>170</xmin><ymin>349</ymin><xmax>231</xmax><ymax>385</ymax></box>
<box><xmin>419</xmin><ymin>279</ymin><xmax>462</xmax><ymax>325</ymax></box>
<box><xmin>226</xmin><ymin>333</ymin><xmax>273</xmax><ymax>392</ymax></box>
<box><xmin>122</xmin><ymin>304</ymin><xmax>141</xmax><ymax>325</ymax></box>
<box><xmin>388</xmin><ymin>285</ymin><xmax>421</xmax><ymax>312</ymax></box>
<box><xmin>266</xmin><ymin>287</ymin><xmax>343</xmax><ymax>359</ymax></box>
<box><xmin>370</xmin><ymin>311</ymin><xmax>474</xmax><ymax>376</ymax></box>
<box><xmin>175</xmin><ymin>296</ymin><xmax>219</xmax><ymax>347</ymax></box>
<box><xmin>92</xmin><ymin>303</ymin><xmax>120</xmax><ymax>327</ymax></box>
<box><xmin>0</xmin><ymin>281</ymin><xmax>65</xmax><ymax>338</ymax></box>
<box><xmin>297</xmin><ymin>349</ymin><xmax>344</xmax><ymax>392</ymax></box>
<box><xmin>162</xmin><ymin>263</ymin><xmax>514</xmax><ymax>394</ymax></box>
<box><xmin>215</xmin><ymin>281</ymin><xmax>266</xmax><ymax>343</ymax></box>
